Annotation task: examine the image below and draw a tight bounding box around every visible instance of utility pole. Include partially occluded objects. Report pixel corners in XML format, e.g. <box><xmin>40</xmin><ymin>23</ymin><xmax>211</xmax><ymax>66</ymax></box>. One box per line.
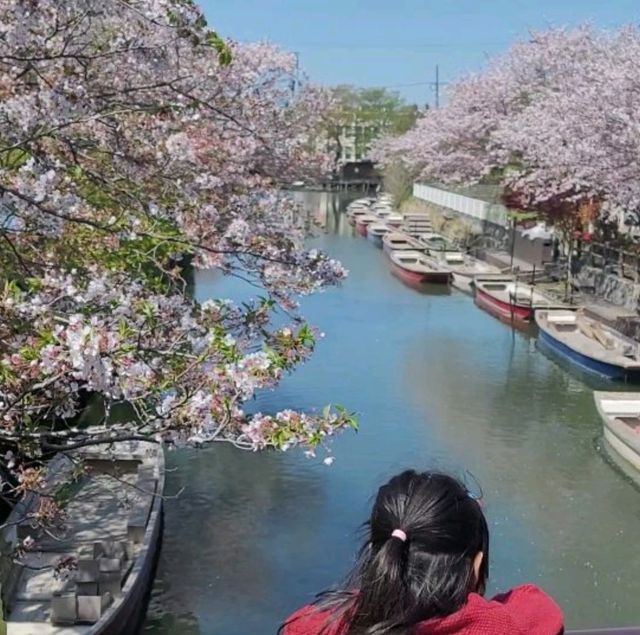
<box><xmin>291</xmin><ymin>51</ymin><xmax>300</xmax><ymax>98</ymax></box>
<box><xmin>435</xmin><ymin>64</ymin><xmax>440</xmax><ymax>109</ymax></box>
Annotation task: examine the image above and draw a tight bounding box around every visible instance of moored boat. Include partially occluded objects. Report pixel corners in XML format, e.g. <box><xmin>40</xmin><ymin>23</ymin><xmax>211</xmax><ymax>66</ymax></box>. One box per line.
<box><xmin>536</xmin><ymin>310</ymin><xmax>640</xmax><ymax>381</ymax></box>
<box><xmin>402</xmin><ymin>214</ymin><xmax>433</xmax><ymax>232</ymax></box>
<box><xmin>382</xmin><ymin>232</ymin><xmax>424</xmax><ymax>254</ymax></box>
<box><xmin>3</xmin><ymin>440</ymin><xmax>165</xmax><ymax>635</ymax></box>
<box><xmin>402</xmin><ymin>228</ymin><xmax>433</xmax><ymax>241</ymax></box>
<box><xmin>439</xmin><ymin>253</ymin><xmax>502</xmax><ymax>293</ymax></box>
<box><xmin>594</xmin><ymin>391</ymin><xmax>640</xmax><ymax>476</ymax></box>
<box><xmin>416</xmin><ymin>232</ymin><xmax>458</xmax><ymax>255</ymax></box>
<box><xmin>474</xmin><ymin>278</ymin><xmax>566</xmax><ymax>329</ymax></box>
<box><xmin>347</xmin><ymin>209</ymin><xmax>370</xmax><ymax>226</ymax></box>
<box><xmin>379</xmin><ymin>211</ymin><xmax>403</xmax><ymax>227</ymax></box>
<box><xmin>366</xmin><ymin>223</ymin><xmax>391</xmax><ymax>248</ymax></box>
<box><xmin>388</xmin><ymin>250</ymin><xmax>451</xmax><ymax>286</ymax></box>
<box><xmin>355</xmin><ymin>214</ymin><xmax>378</xmax><ymax>237</ymax></box>
<box><xmin>347</xmin><ymin>198</ymin><xmax>371</xmax><ymax>211</ymax></box>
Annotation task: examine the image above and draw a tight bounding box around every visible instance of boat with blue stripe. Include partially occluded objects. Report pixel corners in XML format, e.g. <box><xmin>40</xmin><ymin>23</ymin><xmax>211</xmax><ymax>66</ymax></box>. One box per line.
<box><xmin>535</xmin><ymin>309</ymin><xmax>640</xmax><ymax>382</ymax></box>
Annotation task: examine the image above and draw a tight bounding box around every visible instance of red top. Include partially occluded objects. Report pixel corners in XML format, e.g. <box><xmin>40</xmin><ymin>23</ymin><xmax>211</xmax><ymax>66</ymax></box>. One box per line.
<box><xmin>284</xmin><ymin>585</ymin><xmax>563</xmax><ymax>635</ymax></box>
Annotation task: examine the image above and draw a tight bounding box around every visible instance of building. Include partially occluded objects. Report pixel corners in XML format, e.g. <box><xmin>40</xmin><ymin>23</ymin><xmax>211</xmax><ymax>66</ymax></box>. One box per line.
<box><xmin>331</xmin><ymin>120</ymin><xmax>386</xmax><ymax>165</ymax></box>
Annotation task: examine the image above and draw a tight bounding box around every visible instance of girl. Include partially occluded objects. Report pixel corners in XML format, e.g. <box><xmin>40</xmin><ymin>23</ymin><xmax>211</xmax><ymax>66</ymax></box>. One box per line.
<box><xmin>281</xmin><ymin>470</ymin><xmax>563</xmax><ymax>635</ymax></box>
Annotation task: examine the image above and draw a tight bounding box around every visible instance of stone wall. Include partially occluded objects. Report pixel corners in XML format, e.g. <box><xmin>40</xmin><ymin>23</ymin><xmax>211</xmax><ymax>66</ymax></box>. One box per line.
<box><xmin>401</xmin><ymin>196</ymin><xmax>510</xmax><ymax>250</ymax></box>
<box><xmin>576</xmin><ymin>266</ymin><xmax>640</xmax><ymax>311</ymax></box>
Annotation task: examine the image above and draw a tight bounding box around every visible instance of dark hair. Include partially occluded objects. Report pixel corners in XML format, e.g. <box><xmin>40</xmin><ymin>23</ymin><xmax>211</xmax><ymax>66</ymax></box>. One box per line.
<box><xmin>283</xmin><ymin>470</ymin><xmax>489</xmax><ymax>635</ymax></box>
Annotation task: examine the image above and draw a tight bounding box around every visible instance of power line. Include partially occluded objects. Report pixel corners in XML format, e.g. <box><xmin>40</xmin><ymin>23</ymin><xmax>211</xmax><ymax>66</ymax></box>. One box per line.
<box><xmin>375</xmin><ymin>81</ymin><xmax>434</xmax><ymax>89</ymax></box>
<box><xmin>279</xmin><ymin>41</ymin><xmax>511</xmax><ymax>50</ymax></box>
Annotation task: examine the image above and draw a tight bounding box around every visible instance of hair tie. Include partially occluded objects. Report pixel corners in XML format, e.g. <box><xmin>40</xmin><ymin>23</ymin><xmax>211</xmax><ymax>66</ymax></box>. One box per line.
<box><xmin>391</xmin><ymin>529</ymin><xmax>407</xmax><ymax>542</ymax></box>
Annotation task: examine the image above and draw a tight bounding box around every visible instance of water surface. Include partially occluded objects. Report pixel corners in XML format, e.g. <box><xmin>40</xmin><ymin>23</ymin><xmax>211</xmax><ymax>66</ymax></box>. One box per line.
<box><xmin>144</xmin><ymin>192</ymin><xmax>640</xmax><ymax>633</ymax></box>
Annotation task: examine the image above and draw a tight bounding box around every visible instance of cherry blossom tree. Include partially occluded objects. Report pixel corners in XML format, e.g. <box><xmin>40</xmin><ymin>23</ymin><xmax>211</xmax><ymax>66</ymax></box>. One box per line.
<box><xmin>374</xmin><ymin>25</ymin><xmax>640</xmax><ymax>230</ymax></box>
<box><xmin>0</xmin><ymin>0</ymin><xmax>356</xmax><ymax>534</ymax></box>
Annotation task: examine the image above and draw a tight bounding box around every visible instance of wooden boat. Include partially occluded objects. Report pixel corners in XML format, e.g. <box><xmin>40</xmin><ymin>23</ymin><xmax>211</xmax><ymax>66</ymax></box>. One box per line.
<box><xmin>388</xmin><ymin>250</ymin><xmax>451</xmax><ymax>285</ymax></box>
<box><xmin>347</xmin><ymin>209</ymin><xmax>369</xmax><ymax>226</ymax></box>
<box><xmin>402</xmin><ymin>229</ymin><xmax>434</xmax><ymax>242</ymax></box>
<box><xmin>536</xmin><ymin>310</ymin><xmax>640</xmax><ymax>381</ymax></box>
<box><xmin>4</xmin><ymin>441</ymin><xmax>165</xmax><ymax>635</ymax></box>
<box><xmin>403</xmin><ymin>223</ymin><xmax>433</xmax><ymax>235</ymax></box>
<box><xmin>594</xmin><ymin>392</ymin><xmax>640</xmax><ymax>475</ymax></box>
<box><xmin>402</xmin><ymin>213</ymin><xmax>432</xmax><ymax>228</ymax></box>
<box><xmin>366</xmin><ymin>223</ymin><xmax>391</xmax><ymax>248</ymax></box>
<box><xmin>416</xmin><ymin>232</ymin><xmax>458</xmax><ymax>255</ymax></box>
<box><xmin>374</xmin><ymin>209</ymin><xmax>403</xmax><ymax>225</ymax></box>
<box><xmin>474</xmin><ymin>278</ymin><xmax>566</xmax><ymax>329</ymax></box>
<box><xmin>347</xmin><ymin>198</ymin><xmax>371</xmax><ymax>212</ymax></box>
<box><xmin>439</xmin><ymin>253</ymin><xmax>502</xmax><ymax>293</ymax></box>
<box><xmin>402</xmin><ymin>212</ymin><xmax>431</xmax><ymax>221</ymax></box>
<box><xmin>382</xmin><ymin>231</ymin><xmax>424</xmax><ymax>255</ymax></box>
<box><xmin>355</xmin><ymin>214</ymin><xmax>378</xmax><ymax>237</ymax></box>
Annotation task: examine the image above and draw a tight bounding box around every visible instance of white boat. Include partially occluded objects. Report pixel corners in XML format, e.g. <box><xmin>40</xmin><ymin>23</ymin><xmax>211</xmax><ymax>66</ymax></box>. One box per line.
<box><xmin>4</xmin><ymin>441</ymin><xmax>165</xmax><ymax>635</ymax></box>
<box><xmin>382</xmin><ymin>231</ymin><xmax>424</xmax><ymax>254</ymax></box>
<box><xmin>536</xmin><ymin>310</ymin><xmax>640</xmax><ymax>381</ymax></box>
<box><xmin>402</xmin><ymin>228</ymin><xmax>433</xmax><ymax>241</ymax></box>
<box><xmin>388</xmin><ymin>250</ymin><xmax>451</xmax><ymax>285</ymax></box>
<box><xmin>439</xmin><ymin>253</ymin><xmax>502</xmax><ymax>293</ymax></box>
<box><xmin>347</xmin><ymin>209</ymin><xmax>370</xmax><ymax>225</ymax></box>
<box><xmin>594</xmin><ymin>391</ymin><xmax>640</xmax><ymax>476</ymax></box>
<box><xmin>354</xmin><ymin>214</ymin><xmax>379</xmax><ymax>237</ymax></box>
<box><xmin>366</xmin><ymin>223</ymin><xmax>391</xmax><ymax>248</ymax></box>
<box><xmin>377</xmin><ymin>211</ymin><xmax>403</xmax><ymax>226</ymax></box>
<box><xmin>416</xmin><ymin>232</ymin><xmax>458</xmax><ymax>255</ymax></box>
<box><xmin>347</xmin><ymin>198</ymin><xmax>371</xmax><ymax>209</ymax></box>
<box><xmin>402</xmin><ymin>213</ymin><xmax>432</xmax><ymax>225</ymax></box>
<box><xmin>474</xmin><ymin>278</ymin><xmax>566</xmax><ymax>328</ymax></box>
<box><xmin>346</xmin><ymin>202</ymin><xmax>370</xmax><ymax>216</ymax></box>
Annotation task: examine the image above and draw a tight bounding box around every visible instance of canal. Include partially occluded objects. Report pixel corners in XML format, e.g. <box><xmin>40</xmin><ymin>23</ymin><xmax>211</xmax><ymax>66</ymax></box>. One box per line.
<box><xmin>143</xmin><ymin>192</ymin><xmax>640</xmax><ymax>634</ymax></box>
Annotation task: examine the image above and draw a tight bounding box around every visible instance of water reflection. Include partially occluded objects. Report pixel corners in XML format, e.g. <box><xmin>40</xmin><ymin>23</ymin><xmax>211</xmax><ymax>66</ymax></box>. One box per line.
<box><xmin>145</xmin><ymin>191</ymin><xmax>640</xmax><ymax>633</ymax></box>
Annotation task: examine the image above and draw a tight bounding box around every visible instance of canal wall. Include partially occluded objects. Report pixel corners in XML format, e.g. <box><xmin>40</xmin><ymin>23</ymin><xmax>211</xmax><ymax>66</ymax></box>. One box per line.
<box><xmin>409</xmin><ymin>183</ymin><xmax>510</xmax><ymax>250</ymax></box>
<box><xmin>409</xmin><ymin>182</ymin><xmax>640</xmax><ymax>315</ymax></box>
<box><xmin>409</xmin><ymin>183</ymin><xmax>554</xmax><ymax>268</ymax></box>
<box><xmin>576</xmin><ymin>266</ymin><xmax>640</xmax><ymax>311</ymax></box>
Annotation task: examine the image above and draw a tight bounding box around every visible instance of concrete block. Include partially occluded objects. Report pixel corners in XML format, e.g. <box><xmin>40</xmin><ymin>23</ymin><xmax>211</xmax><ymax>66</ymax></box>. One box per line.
<box><xmin>94</xmin><ymin>540</ymin><xmax>128</xmax><ymax>561</ymax></box>
<box><xmin>98</xmin><ymin>558</ymin><xmax>122</xmax><ymax>573</ymax></box>
<box><xmin>51</xmin><ymin>590</ymin><xmax>77</xmax><ymax>625</ymax></box>
<box><xmin>127</xmin><ymin>511</ymin><xmax>147</xmax><ymax>544</ymax></box>
<box><xmin>77</xmin><ymin>559</ymin><xmax>98</xmax><ymax>583</ymax></box>
<box><xmin>98</xmin><ymin>571</ymin><xmax>122</xmax><ymax>597</ymax></box>
<box><xmin>75</xmin><ymin>582</ymin><xmax>98</xmax><ymax>596</ymax></box>
<box><xmin>76</xmin><ymin>592</ymin><xmax>112</xmax><ymax>623</ymax></box>
<box><xmin>124</xmin><ymin>540</ymin><xmax>136</xmax><ymax>560</ymax></box>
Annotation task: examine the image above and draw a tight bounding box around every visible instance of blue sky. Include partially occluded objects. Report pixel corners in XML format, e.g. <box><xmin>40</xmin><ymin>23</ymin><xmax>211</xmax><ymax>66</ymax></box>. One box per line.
<box><xmin>201</xmin><ymin>0</ymin><xmax>640</xmax><ymax>106</ymax></box>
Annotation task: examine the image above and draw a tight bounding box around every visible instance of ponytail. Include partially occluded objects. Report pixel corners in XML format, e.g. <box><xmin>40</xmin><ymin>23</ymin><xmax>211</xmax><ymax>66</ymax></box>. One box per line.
<box><xmin>307</xmin><ymin>471</ymin><xmax>490</xmax><ymax>635</ymax></box>
<box><xmin>348</xmin><ymin>535</ymin><xmax>410</xmax><ymax>632</ymax></box>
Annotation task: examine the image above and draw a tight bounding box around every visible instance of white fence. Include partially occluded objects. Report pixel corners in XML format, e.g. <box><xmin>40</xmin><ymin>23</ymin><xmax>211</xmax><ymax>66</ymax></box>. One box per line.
<box><xmin>413</xmin><ymin>183</ymin><xmax>509</xmax><ymax>227</ymax></box>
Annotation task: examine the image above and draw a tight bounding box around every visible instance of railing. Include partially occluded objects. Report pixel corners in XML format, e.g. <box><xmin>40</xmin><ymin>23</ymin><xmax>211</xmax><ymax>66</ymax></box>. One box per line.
<box><xmin>413</xmin><ymin>183</ymin><xmax>510</xmax><ymax>227</ymax></box>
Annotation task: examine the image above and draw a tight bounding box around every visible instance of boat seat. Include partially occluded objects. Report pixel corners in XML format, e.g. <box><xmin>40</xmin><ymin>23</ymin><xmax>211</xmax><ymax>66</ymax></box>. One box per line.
<box><xmin>547</xmin><ymin>313</ymin><xmax>577</xmax><ymax>325</ymax></box>
<box><xmin>601</xmin><ymin>400</ymin><xmax>640</xmax><ymax>414</ymax></box>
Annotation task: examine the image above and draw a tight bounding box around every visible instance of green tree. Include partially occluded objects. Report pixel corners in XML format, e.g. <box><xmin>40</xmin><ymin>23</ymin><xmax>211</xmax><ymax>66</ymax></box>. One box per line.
<box><xmin>326</xmin><ymin>86</ymin><xmax>419</xmax><ymax>164</ymax></box>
